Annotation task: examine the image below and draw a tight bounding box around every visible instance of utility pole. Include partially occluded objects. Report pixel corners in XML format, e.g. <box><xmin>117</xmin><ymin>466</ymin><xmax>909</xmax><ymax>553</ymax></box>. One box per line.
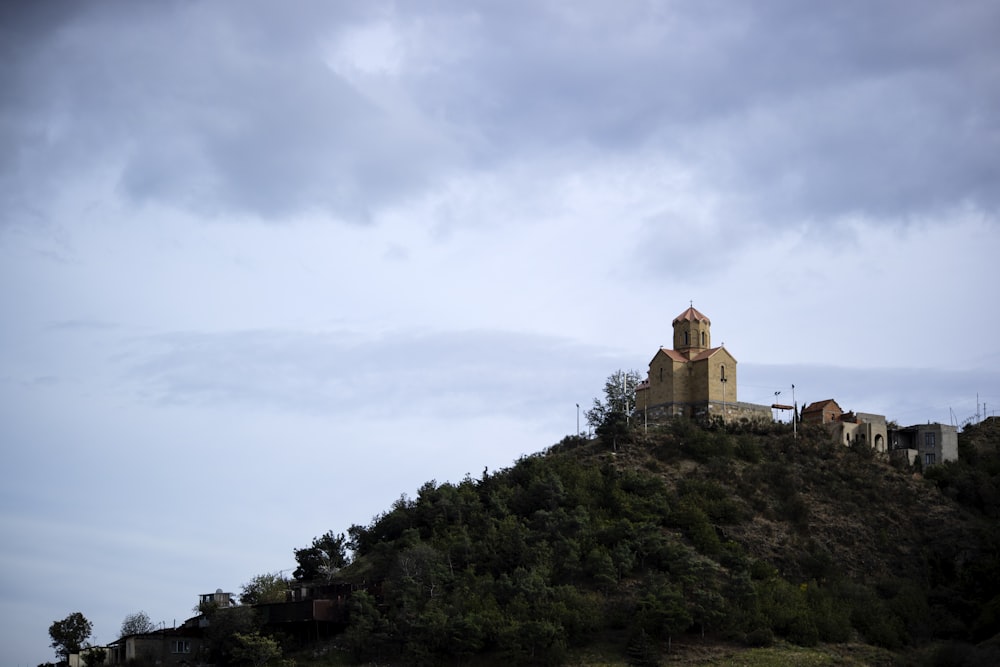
<box><xmin>576</xmin><ymin>403</ymin><xmax>580</xmax><ymax>436</ymax></box>
<box><xmin>792</xmin><ymin>383</ymin><xmax>797</xmax><ymax>439</ymax></box>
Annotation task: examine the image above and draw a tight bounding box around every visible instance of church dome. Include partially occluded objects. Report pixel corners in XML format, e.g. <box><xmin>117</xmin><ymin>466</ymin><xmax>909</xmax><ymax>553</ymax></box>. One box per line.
<box><xmin>672</xmin><ymin>306</ymin><xmax>711</xmax><ymax>326</ymax></box>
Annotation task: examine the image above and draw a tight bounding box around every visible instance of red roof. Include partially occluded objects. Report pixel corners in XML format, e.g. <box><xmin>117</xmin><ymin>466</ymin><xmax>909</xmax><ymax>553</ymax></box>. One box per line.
<box><xmin>654</xmin><ymin>348</ymin><xmax>689</xmax><ymax>363</ymax></box>
<box><xmin>802</xmin><ymin>399</ymin><xmax>841</xmax><ymax>414</ymax></box>
<box><xmin>672</xmin><ymin>306</ymin><xmax>711</xmax><ymax>326</ymax></box>
<box><xmin>690</xmin><ymin>346</ymin><xmax>724</xmax><ymax>362</ymax></box>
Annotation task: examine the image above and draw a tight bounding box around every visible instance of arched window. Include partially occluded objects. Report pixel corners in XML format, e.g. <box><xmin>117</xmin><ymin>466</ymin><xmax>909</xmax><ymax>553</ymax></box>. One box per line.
<box><xmin>658</xmin><ymin>367</ymin><xmax>664</xmax><ymax>382</ymax></box>
<box><xmin>719</xmin><ymin>364</ymin><xmax>726</xmax><ymax>380</ymax></box>
<box><xmin>701</xmin><ymin>331</ymin><xmax>706</xmax><ymax>346</ymax></box>
<box><xmin>684</xmin><ymin>331</ymin><xmax>689</xmax><ymax>345</ymax></box>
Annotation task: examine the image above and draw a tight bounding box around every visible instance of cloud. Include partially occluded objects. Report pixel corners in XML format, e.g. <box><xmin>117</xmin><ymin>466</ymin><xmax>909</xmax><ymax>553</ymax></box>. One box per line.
<box><xmin>4</xmin><ymin>1</ymin><xmax>998</xmax><ymax>230</ymax></box>
<box><xmin>0</xmin><ymin>2</ymin><xmax>452</xmax><ymax>224</ymax></box>
<box><xmin>121</xmin><ymin>328</ymin><xmax>617</xmax><ymax>424</ymax></box>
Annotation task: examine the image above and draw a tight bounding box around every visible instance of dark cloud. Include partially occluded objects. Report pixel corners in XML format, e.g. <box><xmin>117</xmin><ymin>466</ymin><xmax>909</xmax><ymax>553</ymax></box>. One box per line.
<box><xmin>1</xmin><ymin>0</ymin><xmax>997</xmax><ymax>228</ymax></box>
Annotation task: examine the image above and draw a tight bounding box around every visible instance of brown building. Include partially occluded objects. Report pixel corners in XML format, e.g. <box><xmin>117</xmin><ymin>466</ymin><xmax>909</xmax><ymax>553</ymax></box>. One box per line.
<box><xmin>635</xmin><ymin>306</ymin><xmax>770</xmax><ymax>422</ymax></box>
<box><xmin>801</xmin><ymin>399</ymin><xmax>844</xmax><ymax>424</ymax></box>
<box><xmin>802</xmin><ymin>399</ymin><xmax>888</xmax><ymax>453</ymax></box>
<box><xmin>102</xmin><ymin>628</ymin><xmax>204</xmax><ymax>666</ymax></box>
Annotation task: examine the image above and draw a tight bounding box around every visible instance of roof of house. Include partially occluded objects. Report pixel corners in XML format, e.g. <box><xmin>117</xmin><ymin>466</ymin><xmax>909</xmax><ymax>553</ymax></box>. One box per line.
<box><xmin>672</xmin><ymin>306</ymin><xmax>711</xmax><ymax>326</ymax></box>
<box><xmin>802</xmin><ymin>399</ymin><xmax>842</xmax><ymax>414</ymax></box>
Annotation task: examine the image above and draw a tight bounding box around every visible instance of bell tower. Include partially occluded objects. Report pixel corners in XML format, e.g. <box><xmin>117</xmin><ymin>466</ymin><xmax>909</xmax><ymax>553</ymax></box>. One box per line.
<box><xmin>672</xmin><ymin>304</ymin><xmax>711</xmax><ymax>359</ymax></box>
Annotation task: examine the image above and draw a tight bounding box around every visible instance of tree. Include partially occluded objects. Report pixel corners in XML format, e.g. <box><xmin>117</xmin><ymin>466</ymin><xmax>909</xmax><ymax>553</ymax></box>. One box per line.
<box><xmin>343</xmin><ymin>590</ymin><xmax>389</xmax><ymax>662</ymax></box>
<box><xmin>293</xmin><ymin>531</ymin><xmax>349</xmax><ymax>581</ymax></box>
<box><xmin>120</xmin><ymin>610</ymin><xmax>154</xmax><ymax>637</ymax></box>
<box><xmin>231</xmin><ymin>632</ymin><xmax>281</xmax><ymax>667</ymax></box>
<box><xmin>240</xmin><ymin>572</ymin><xmax>289</xmax><ymax>605</ymax></box>
<box><xmin>586</xmin><ymin>369</ymin><xmax>642</xmax><ymax>429</ymax></box>
<box><xmin>48</xmin><ymin>612</ymin><xmax>93</xmax><ymax>662</ymax></box>
<box><xmin>81</xmin><ymin>646</ymin><xmax>107</xmax><ymax>667</ymax></box>
<box><xmin>202</xmin><ymin>605</ymin><xmax>260</xmax><ymax>665</ymax></box>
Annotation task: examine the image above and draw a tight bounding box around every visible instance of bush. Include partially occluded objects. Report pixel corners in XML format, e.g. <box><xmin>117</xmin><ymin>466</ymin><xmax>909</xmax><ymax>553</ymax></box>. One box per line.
<box><xmin>744</xmin><ymin>627</ymin><xmax>774</xmax><ymax>647</ymax></box>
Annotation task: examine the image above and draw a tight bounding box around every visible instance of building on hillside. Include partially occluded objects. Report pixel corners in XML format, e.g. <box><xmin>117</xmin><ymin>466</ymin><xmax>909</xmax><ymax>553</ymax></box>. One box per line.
<box><xmin>889</xmin><ymin>423</ymin><xmax>958</xmax><ymax>467</ymax></box>
<box><xmin>801</xmin><ymin>400</ymin><xmax>888</xmax><ymax>453</ymax></box>
<box><xmin>634</xmin><ymin>305</ymin><xmax>771</xmax><ymax>423</ymax></box>
<box><xmin>801</xmin><ymin>399</ymin><xmax>844</xmax><ymax>424</ymax></box>
<box><xmin>199</xmin><ymin>588</ymin><xmax>235</xmax><ymax>608</ymax></box>
<box><xmin>103</xmin><ymin>628</ymin><xmax>204</xmax><ymax>665</ymax></box>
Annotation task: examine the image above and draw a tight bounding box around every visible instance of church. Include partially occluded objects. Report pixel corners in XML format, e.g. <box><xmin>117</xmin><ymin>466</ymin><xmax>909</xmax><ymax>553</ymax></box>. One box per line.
<box><xmin>635</xmin><ymin>305</ymin><xmax>771</xmax><ymax>422</ymax></box>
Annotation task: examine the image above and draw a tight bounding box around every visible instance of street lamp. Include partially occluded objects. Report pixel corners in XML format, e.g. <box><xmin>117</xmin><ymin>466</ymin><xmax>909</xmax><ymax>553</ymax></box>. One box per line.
<box><xmin>721</xmin><ymin>377</ymin><xmax>728</xmax><ymax>421</ymax></box>
<box><xmin>576</xmin><ymin>403</ymin><xmax>580</xmax><ymax>436</ymax></box>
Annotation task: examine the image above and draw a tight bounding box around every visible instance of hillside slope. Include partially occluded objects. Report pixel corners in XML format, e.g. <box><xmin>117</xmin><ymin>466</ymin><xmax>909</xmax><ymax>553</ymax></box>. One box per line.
<box><xmin>320</xmin><ymin>419</ymin><xmax>1000</xmax><ymax>666</ymax></box>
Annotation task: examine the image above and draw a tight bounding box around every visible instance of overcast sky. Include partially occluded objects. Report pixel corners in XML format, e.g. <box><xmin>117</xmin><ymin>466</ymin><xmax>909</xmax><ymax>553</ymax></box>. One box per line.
<box><xmin>2</xmin><ymin>1</ymin><xmax>999</xmax><ymax>664</ymax></box>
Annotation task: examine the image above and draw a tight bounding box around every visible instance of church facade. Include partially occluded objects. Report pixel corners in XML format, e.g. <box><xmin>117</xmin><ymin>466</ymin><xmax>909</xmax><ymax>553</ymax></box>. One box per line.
<box><xmin>635</xmin><ymin>306</ymin><xmax>771</xmax><ymax>422</ymax></box>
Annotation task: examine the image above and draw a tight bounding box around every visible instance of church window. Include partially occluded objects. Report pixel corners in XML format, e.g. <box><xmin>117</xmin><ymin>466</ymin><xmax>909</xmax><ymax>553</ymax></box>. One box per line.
<box><xmin>701</xmin><ymin>331</ymin><xmax>706</xmax><ymax>346</ymax></box>
<box><xmin>684</xmin><ymin>331</ymin><xmax>689</xmax><ymax>346</ymax></box>
<box><xmin>658</xmin><ymin>367</ymin><xmax>663</xmax><ymax>382</ymax></box>
<box><xmin>719</xmin><ymin>364</ymin><xmax>726</xmax><ymax>380</ymax></box>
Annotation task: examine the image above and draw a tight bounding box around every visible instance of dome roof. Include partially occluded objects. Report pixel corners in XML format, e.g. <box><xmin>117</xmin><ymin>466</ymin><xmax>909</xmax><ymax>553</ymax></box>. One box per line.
<box><xmin>672</xmin><ymin>306</ymin><xmax>711</xmax><ymax>326</ymax></box>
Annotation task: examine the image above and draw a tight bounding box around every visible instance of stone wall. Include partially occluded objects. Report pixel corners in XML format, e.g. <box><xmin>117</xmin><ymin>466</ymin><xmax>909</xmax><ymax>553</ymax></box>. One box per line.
<box><xmin>639</xmin><ymin>400</ymin><xmax>772</xmax><ymax>424</ymax></box>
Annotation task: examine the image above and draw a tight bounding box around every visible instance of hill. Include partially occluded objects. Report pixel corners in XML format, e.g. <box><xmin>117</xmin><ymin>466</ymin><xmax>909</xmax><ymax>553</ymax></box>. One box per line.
<box><xmin>294</xmin><ymin>418</ymin><xmax>1000</xmax><ymax>666</ymax></box>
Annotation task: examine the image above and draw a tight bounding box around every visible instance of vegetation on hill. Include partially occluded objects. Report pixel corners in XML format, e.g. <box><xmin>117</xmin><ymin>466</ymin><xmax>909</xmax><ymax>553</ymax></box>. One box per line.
<box><xmin>292</xmin><ymin>416</ymin><xmax>1000</xmax><ymax>666</ymax></box>
<box><xmin>52</xmin><ymin>415</ymin><xmax>1000</xmax><ymax>666</ymax></box>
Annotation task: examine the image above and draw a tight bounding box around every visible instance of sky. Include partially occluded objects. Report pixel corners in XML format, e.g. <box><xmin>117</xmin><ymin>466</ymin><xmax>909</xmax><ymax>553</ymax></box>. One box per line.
<box><xmin>2</xmin><ymin>1</ymin><xmax>999</xmax><ymax>664</ymax></box>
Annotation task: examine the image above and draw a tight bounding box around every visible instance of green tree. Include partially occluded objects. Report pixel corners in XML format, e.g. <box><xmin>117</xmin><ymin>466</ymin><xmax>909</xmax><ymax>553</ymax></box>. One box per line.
<box><xmin>293</xmin><ymin>531</ymin><xmax>349</xmax><ymax>581</ymax></box>
<box><xmin>636</xmin><ymin>579</ymin><xmax>691</xmax><ymax>653</ymax></box>
<box><xmin>240</xmin><ymin>572</ymin><xmax>289</xmax><ymax>605</ymax></box>
<box><xmin>202</xmin><ymin>605</ymin><xmax>260</xmax><ymax>665</ymax></box>
<box><xmin>81</xmin><ymin>646</ymin><xmax>107</xmax><ymax>667</ymax></box>
<box><xmin>231</xmin><ymin>632</ymin><xmax>281</xmax><ymax>667</ymax></box>
<box><xmin>585</xmin><ymin>369</ymin><xmax>642</xmax><ymax>429</ymax></box>
<box><xmin>48</xmin><ymin>612</ymin><xmax>93</xmax><ymax>662</ymax></box>
<box><xmin>343</xmin><ymin>590</ymin><xmax>390</xmax><ymax>663</ymax></box>
<box><xmin>120</xmin><ymin>610</ymin><xmax>154</xmax><ymax>637</ymax></box>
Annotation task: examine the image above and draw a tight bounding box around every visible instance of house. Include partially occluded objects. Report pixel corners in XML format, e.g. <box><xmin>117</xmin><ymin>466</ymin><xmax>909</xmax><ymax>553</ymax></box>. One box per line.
<box><xmin>68</xmin><ymin>646</ymin><xmax>109</xmax><ymax>667</ymax></box>
<box><xmin>199</xmin><ymin>588</ymin><xmax>235</xmax><ymax>609</ymax></box>
<box><xmin>801</xmin><ymin>399</ymin><xmax>844</xmax><ymax>425</ymax></box>
<box><xmin>801</xmin><ymin>400</ymin><xmax>888</xmax><ymax>453</ymax></box>
<box><xmin>104</xmin><ymin>627</ymin><xmax>204</xmax><ymax>666</ymax></box>
<box><xmin>634</xmin><ymin>305</ymin><xmax>771</xmax><ymax>422</ymax></box>
<box><xmin>889</xmin><ymin>422</ymin><xmax>958</xmax><ymax>467</ymax></box>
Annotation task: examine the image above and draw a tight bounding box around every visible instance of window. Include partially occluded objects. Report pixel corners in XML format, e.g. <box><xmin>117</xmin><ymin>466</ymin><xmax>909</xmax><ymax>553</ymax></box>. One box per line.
<box><xmin>924</xmin><ymin>453</ymin><xmax>936</xmax><ymax>466</ymax></box>
<box><xmin>924</xmin><ymin>432</ymin><xmax>936</xmax><ymax>449</ymax></box>
<box><xmin>720</xmin><ymin>364</ymin><xmax>726</xmax><ymax>381</ymax></box>
<box><xmin>658</xmin><ymin>367</ymin><xmax>663</xmax><ymax>382</ymax></box>
<box><xmin>684</xmin><ymin>331</ymin><xmax>689</xmax><ymax>345</ymax></box>
<box><xmin>172</xmin><ymin>641</ymin><xmax>191</xmax><ymax>654</ymax></box>
<box><xmin>701</xmin><ymin>331</ymin><xmax>706</xmax><ymax>346</ymax></box>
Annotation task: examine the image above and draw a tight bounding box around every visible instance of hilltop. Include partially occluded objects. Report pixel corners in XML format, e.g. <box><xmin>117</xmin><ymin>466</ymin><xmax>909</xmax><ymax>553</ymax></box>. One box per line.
<box><xmin>290</xmin><ymin>418</ymin><xmax>1000</xmax><ymax>666</ymax></box>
